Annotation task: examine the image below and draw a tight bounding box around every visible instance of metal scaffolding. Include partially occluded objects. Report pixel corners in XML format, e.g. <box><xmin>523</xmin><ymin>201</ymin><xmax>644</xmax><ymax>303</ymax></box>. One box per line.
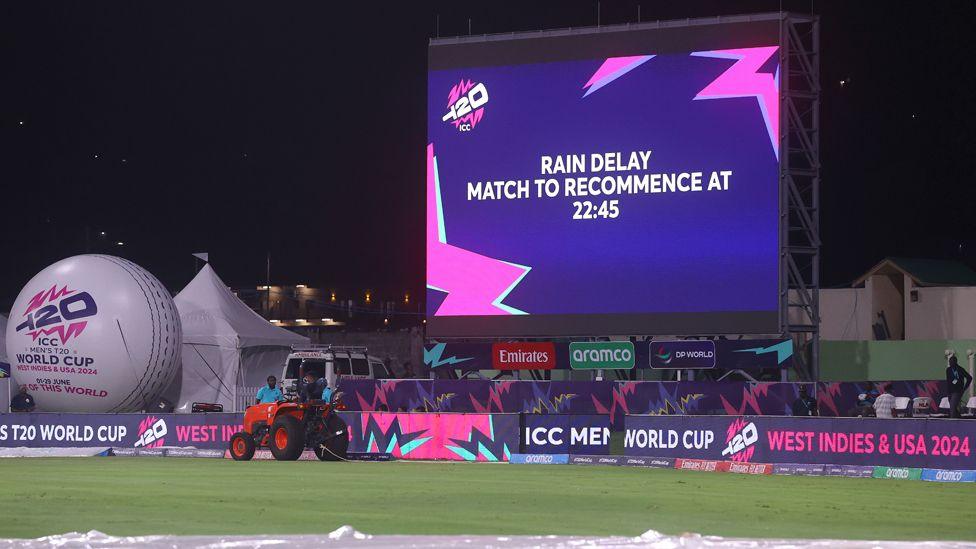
<box><xmin>780</xmin><ymin>13</ymin><xmax>822</xmax><ymax>380</ymax></box>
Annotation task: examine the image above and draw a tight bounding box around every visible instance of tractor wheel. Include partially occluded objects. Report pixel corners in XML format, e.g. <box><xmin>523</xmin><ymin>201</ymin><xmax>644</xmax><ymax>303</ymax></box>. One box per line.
<box><xmin>315</xmin><ymin>414</ymin><xmax>349</xmax><ymax>461</ymax></box>
<box><xmin>269</xmin><ymin>415</ymin><xmax>305</xmax><ymax>461</ymax></box>
<box><xmin>229</xmin><ymin>432</ymin><xmax>255</xmax><ymax>461</ymax></box>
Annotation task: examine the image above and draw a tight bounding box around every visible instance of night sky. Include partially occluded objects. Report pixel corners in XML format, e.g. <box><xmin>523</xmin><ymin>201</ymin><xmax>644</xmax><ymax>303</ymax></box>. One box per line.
<box><xmin>3</xmin><ymin>1</ymin><xmax>976</xmax><ymax>312</ymax></box>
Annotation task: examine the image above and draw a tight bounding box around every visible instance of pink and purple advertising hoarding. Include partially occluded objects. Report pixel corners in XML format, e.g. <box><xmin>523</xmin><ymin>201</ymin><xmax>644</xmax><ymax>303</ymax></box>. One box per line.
<box><xmin>340</xmin><ymin>411</ymin><xmax>517</xmax><ymax>462</ymax></box>
<box><xmin>625</xmin><ymin>415</ymin><xmax>976</xmax><ymax>470</ymax></box>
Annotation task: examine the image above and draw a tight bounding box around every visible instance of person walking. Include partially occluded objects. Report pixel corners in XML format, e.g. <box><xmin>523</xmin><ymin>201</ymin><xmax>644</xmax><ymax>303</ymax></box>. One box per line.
<box><xmin>946</xmin><ymin>355</ymin><xmax>973</xmax><ymax>418</ymax></box>
<box><xmin>873</xmin><ymin>385</ymin><xmax>896</xmax><ymax>419</ymax></box>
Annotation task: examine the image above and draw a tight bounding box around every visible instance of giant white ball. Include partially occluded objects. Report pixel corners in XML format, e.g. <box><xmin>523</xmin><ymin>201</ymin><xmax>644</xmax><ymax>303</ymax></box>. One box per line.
<box><xmin>5</xmin><ymin>255</ymin><xmax>181</xmax><ymax>412</ymax></box>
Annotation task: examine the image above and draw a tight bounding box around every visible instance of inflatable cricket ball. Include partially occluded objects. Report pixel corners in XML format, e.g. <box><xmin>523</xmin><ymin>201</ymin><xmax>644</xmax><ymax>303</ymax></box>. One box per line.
<box><xmin>4</xmin><ymin>255</ymin><xmax>181</xmax><ymax>412</ymax></box>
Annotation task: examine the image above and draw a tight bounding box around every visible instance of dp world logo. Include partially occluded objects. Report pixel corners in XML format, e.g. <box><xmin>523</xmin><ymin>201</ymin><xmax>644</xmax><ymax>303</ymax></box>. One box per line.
<box><xmin>649</xmin><ymin>340</ymin><xmax>716</xmax><ymax>369</ymax></box>
<box><xmin>15</xmin><ymin>285</ymin><xmax>99</xmax><ymax>344</ymax></box>
<box><xmin>569</xmin><ymin>342</ymin><xmax>635</xmax><ymax>370</ymax></box>
<box><xmin>442</xmin><ymin>78</ymin><xmax>488</xmax><ymax>132</ymax></box>
<box><xmin>653</xmin><ymin>345</ymin><xmax>673</xmax><ymax>365</ymax></box>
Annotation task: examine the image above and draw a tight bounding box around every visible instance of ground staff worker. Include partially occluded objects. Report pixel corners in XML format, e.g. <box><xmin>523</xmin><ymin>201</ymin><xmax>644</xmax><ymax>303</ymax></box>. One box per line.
<box><xmin>946</xmin><ymin>356</ymin><xmax>972</xmax><ymax>418</ymax></box>
<box><xmin>255</xmin><ymin>375</ymin><xmax>285</xmax><ymax>404</ymax></box>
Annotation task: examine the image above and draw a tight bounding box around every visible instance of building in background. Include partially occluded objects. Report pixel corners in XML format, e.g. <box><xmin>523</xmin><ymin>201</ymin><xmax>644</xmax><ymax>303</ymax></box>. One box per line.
<box><xmin>234</xmin><ymin>285</ymin><xmax>425</xmax><ymax>376</ymax></box>
<box><xmin>812</xmin><ymin>258</ymin><xmax>976</xmax><ymax>381</ymax></box>
<box><xmin>235</xmin><ymin>285</ymin><xmax>422</xmax><ymax>332</ymax></box>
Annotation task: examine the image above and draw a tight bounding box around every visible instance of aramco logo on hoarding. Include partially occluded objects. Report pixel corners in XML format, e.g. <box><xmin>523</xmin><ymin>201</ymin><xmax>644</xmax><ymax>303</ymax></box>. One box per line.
<box><xmin>569</xmin><ymin>342</ymin><xmax>635</xmax><ymax>370</ymax></box>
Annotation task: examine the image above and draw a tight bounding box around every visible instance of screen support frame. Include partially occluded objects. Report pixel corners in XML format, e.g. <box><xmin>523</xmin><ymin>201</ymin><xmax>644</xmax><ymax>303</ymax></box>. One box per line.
<box><xmin>780</xmin><ymin>12</ymin><xmax>821</xmax><ymax>381</ymax></box>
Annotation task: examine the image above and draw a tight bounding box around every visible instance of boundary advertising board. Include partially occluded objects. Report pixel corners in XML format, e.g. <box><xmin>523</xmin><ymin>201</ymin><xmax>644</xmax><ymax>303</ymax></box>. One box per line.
<box><xmin>0</xmin><ymin>412</ymin><xmax>242</xmax><ymax>449</ymax></box>
<box><xmin>520</xmin><ymin>414</ymin><xmax>611</xmax><ymax>455</ymax></box>
<box><xmin>624</xmin><ymin>415</ymin><xmax>976</xmax><ymax>470</ymax></box>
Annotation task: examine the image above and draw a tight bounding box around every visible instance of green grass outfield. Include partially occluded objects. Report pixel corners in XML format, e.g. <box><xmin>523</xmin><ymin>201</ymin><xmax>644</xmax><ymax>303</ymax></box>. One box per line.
<box><xmin>0</xmin><ymin>458</ymin><xmax>973</xmax><ymax>540</ymax></box>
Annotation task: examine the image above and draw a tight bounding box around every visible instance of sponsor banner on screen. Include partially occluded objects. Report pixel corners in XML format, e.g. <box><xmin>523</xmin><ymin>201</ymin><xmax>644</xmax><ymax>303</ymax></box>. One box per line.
<box><xmin>823</xmin><ymin>464</ymin><xmax>873</xmax><ymax>478</ymax></box>
<box><xmin>624</xmin><ymin>415</ymin><xmax>976</xmax><ymax>469</ymax></box>
<box><xmin>422</xmin><ymin>339</ymin><xmax>792</xmax><ymax>372</ymax></box>
<box><xmin>726</xmin><ymin>461</ymin><xmax>772</xmax><ymax>475</ymax></box>
<box><xmin>341</xmin><ymin>411</ymin><xmax>518</xmax><ymax>462</ymax></box>
<box><xmin>872</xmin><ymin>466</ymin><xmax>923</xmax><ymax>480</ymax></box>
<box><xmin>650</xmin><ymin>340</ymin><xmax>716</xmax><ymax>369</ymax></box>
<box><xmin>772</xmin><ymin>463</ymin><xmax>825</xmax><ymax>476</ymax></box>
<box><xmin>227</xmin><ymin>449</ymin><xmax>319</xmax><ymax>461</ymax></box>
<box><xmin>621</xmin><ymin>456</ymin><xmax>675</xmax><ymax>468</ymax></box>
<box><xmin>570</xmin><ymin>455</ymin><xmax>622</xmax><ymax>466</ymax></box>
<box><xmin>921</xmin><ymin>469</ymin><xmax>976</xmax><ymax>482</ymax></box>
<box><xmin>569</xmin><ymin>342</ymin><xmax>635</xmax><ymax>370</ymax></box>
<box><xmin>112</xmin><ymin>447</ymin><xmax>224</xmax><ymax>459</ymax></box>
<box><xmin>0</xmin><ymin>413</ymin><xmax>243</xmax><ymax>449</ymax></box>
<box><xmin>510</xmin><ymin>453</ymin><xmax>569</xmax><ymax>465</ymax></box>
<box><xmin>492</xmin><ymin>342</ymin><xmax>556</xmax><ymax>370</ymax></box>
<box><xmin>674</xmin><ymin>458</ymin><xmax>727</xmax><ymax>472</ymax></box>
<box><xmin>521</xmin><ymin>414</ymin><xmax>611</xmax><ymax>455</ymax></box>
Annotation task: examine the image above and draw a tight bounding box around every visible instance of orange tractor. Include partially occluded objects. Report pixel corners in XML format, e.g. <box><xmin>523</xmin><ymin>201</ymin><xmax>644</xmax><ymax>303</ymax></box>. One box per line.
<box><xmin>228</xmin><ymin>392</ymin><xmax>349</xmax><ymax>461</ymax></box>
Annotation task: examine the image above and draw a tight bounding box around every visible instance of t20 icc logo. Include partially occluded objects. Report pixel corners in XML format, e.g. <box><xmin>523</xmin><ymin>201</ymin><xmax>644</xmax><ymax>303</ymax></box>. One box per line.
<box><xmin>442</xmin><ymin>78</ymin><xmax>488</xmax><ymax>132</ymax></box>
<box><xmin>15</xmin><ymin>285</ymin><xmax>98</xmax><ymax>345</ymax></box>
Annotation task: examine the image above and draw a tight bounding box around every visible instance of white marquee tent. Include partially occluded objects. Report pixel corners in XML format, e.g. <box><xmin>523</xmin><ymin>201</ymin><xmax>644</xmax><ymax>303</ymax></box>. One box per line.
<box><xmin>171</xmin><ymin>264</ymin><xmax>307</xmax><ymax>412</ymax></box>
<box><xmin>1</xmin><ymin>314</ymin><xmax>10</xmax><ymax>412</ymax></box>
<box><xmin>0</xmin><ymin>313</ymin><xmax>8</xmax><ymax>366</ymax></box>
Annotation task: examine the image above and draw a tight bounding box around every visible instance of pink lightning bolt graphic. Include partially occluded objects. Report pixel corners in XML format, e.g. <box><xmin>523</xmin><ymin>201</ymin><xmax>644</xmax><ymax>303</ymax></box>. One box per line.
<box><xmin>691</xmin><ymin>46</ymin><xmax>780</xmax><ymax>159</ymax></box>
<box><xmin>582</xmin><ymin>55</ymin><xmax>655</xmax><ymax>98</ymax></box>
<box><xmin>427</xmin><ymin>143</ymin><xmax>531</xmax><ymax>316</ymax></box>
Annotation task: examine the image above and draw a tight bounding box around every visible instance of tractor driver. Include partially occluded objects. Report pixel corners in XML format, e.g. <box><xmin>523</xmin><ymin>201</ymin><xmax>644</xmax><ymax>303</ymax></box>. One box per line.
<box><xmin>302</xmin><ymin>372</ymin><xmax>327</xmax><ymax>403</ymax></box>
<box><xmin>321</xmin><ymin>381</ymin><xmax>334</xmax><ymax>403</ymax></box>
<box><xmin>255</xmin><ymin>376</ymin><xmax>284</xmax><ymax>405</ymax></box>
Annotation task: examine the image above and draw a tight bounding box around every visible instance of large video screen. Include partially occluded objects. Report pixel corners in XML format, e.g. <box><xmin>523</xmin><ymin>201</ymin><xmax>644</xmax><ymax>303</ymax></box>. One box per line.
<box><xmin>427</xmin><ymin>19</ymin><xmax>781</xmax><ymax>337</ymax></box>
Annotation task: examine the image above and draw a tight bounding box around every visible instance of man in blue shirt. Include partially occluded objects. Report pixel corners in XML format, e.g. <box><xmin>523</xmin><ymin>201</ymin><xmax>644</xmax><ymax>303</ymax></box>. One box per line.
<box><xmin>255</xmin><ymin>376</ymin><xmax>284</xmax><ymax>405</ymax></box>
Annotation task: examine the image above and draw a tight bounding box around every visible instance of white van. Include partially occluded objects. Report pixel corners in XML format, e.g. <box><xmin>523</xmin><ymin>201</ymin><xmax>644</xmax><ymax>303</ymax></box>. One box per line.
<box><xmin>280</xmin><ymin>345</ymin><xmax>390</xmax><ymax>399</ymax></box>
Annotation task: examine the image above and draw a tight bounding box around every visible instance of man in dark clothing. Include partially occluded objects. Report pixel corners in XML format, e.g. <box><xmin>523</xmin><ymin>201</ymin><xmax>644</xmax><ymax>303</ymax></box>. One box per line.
<box><xmin>946</xmin><ymin>355</ymin><xmax>972</xmax><ymax>418</ymax></box>
<box><xmin>791</xmin><ymin>386</ymin><xmax>818</xmax><ymax>416</ymax></box>
<box><xmin>301</xmin><ymin>372</ymin><xmax>327</xmax><ymax>403</ymax></box>
<box><xmin>10</xmin><ymin>386</ymin><xmax>36</xmax><ymax>412</ymax></box>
